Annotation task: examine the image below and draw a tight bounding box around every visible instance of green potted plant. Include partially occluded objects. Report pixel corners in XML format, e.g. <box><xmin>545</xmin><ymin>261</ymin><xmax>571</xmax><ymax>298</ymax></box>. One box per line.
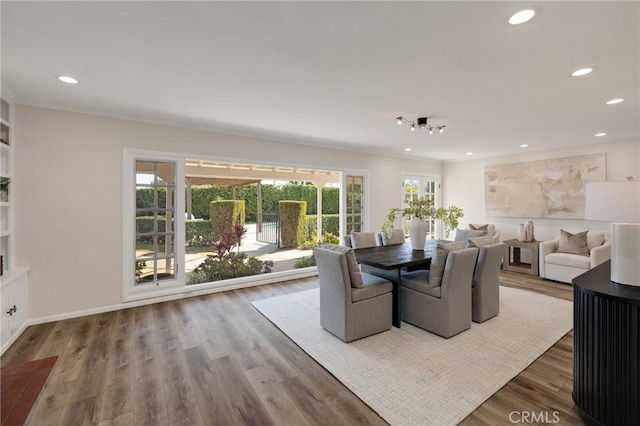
<box><xmin>382</xmin><ymin>198</ymin><xmax>463</xmax><ymax>250</ymax></box>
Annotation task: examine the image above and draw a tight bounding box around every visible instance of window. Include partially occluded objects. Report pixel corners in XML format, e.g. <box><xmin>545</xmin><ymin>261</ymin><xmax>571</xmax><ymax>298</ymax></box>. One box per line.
<box><xmin>135</xmin><ymin>161</ymin><xmax>178</xmax><ymax>285</ymax></box>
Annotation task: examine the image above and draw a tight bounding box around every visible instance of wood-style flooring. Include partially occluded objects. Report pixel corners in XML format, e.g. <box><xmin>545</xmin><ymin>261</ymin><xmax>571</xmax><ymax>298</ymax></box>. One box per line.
<box><xmin>1</xmin><ymin>271</ymin><xmax>584</xmax><ymax>425</ymax></box>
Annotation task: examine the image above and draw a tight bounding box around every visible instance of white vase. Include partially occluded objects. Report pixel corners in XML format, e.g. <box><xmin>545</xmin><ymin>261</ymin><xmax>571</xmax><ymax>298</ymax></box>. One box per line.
<box><xmin>524</xmin><ymin>220</ymin><xmax>535</xmax><ymax>242</ymax></box>
<box><xmin>517</xmin><ymin>224</ymin><xmax>526</xmax><ymax>242</ymax></box>
<box><xmin>409</xmin><ymin>217</ymin><xmax>428</xmax><ymax>250</ymax></box>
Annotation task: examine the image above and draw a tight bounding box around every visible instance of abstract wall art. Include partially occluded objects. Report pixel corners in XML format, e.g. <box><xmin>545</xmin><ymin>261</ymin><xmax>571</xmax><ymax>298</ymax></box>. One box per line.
<box><xmin>484</xmin><ymin>153</ymin><xmax>606</xmax><ymax>218</ymax></box>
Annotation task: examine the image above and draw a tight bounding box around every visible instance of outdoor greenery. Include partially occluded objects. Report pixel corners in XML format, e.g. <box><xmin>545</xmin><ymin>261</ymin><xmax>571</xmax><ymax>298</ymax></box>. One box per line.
<box><xmin>303</xmin><ymin>214</ymin><xmax>340</xmax><ymax>241</ymax></box>
<box><xmin>189</xmin><ymin>224</ymin><xmax>273</xmax><ymax>284</ymax></box>
<box><xmin>294</xmin><ymin>231</ymin><xmax>340</xmax><ymax>268</ymax></box>
<box><xmin>279</xmin><ymin>201</ymin><xmax>307</xmax><ymax>248</ymax></box>
<box><xmin>210</xmin><ymin>200</ymin><xmax>245</xmax><ymax>241</ymax></box>
<box><xmin>382</xmin><ymin>198</ymin><xmax>464</xmax><ymax>238</ymax></box>
<box><xmin>136</xmin><ymin>183</ymin><xmax>339</xmax><ymax>221</ymax></box>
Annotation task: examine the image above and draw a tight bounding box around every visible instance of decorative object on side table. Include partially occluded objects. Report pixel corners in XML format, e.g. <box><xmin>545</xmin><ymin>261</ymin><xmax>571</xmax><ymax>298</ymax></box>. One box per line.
<box><xmin>517</xmin><ymin>221</ymin><xmax>535</xmax><ymax>242</ymax></box>
<box><xmin>585</xmin><ymin>180</ymin><xmax>640</xmax><ymax>287</ymax></box>
<box><xmin>382</xmin><ymin>198</ymin><xmax>463</xmax><ymax>250</ymax></box>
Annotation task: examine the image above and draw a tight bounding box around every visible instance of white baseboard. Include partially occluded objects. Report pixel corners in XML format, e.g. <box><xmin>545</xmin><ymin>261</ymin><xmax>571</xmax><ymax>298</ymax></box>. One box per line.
<box><xmin>2</xmin><ymin>268</ymin><xmax>318</xmax><ymax>355</ymax></box>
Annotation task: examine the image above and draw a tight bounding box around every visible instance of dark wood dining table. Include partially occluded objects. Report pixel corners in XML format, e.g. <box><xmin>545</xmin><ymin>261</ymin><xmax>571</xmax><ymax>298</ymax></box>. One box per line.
<box><xmin>353</xmin><ymin>241</ymin><xmax>439</xmax><ymax>327</ymax></box>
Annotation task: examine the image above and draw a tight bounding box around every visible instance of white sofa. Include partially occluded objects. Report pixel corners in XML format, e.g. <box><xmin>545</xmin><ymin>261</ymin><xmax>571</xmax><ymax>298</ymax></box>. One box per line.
<box><xmin>539</xmin><ymin>231</ymin><xmax>611</xmax><ymax>284</ymax></box>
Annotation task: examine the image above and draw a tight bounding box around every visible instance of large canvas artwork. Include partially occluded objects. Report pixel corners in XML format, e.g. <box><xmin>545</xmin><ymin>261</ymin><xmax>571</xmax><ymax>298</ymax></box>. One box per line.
<box><xmin>485</xmin><ymin>153</ymin><xmax>606</xmax><ymax>218</ymax></box>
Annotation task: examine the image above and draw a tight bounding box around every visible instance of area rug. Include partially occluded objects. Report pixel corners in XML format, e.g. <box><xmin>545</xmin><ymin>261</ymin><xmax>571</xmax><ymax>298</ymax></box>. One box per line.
<box><xmin>1</xmin><ymin>356</ymin><xmax>58</xmax><ymax>426</ymax></box>
<box><xmin>252</xmin><ymin>285</ymin><xmax>573</xmax><ymax>426</ymax></box>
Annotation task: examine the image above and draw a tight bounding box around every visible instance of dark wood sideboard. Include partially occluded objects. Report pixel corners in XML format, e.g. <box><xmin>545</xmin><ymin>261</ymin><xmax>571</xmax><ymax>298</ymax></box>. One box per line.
<box><xmin>572</xmin><ymin>261</ymin><xmax>640</xmax><ymax>426</ymax></box>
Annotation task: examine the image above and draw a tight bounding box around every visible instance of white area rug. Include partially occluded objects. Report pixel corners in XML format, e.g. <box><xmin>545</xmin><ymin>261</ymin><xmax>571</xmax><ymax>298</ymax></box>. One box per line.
<box><xmin>252</xmin><ymin>285</ymin><xmax>573</xmax><ymax>426</ymax></box>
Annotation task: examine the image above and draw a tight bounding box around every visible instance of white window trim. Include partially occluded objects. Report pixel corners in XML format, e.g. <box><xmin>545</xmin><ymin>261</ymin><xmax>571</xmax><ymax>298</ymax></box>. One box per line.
<box><xmin>123</xmin><ymin>149</ymin><xmax>185</xmax><ymax>302</ymax></box>
<box><xmin>123</xmin><ymin>149</ymin><xmax>369</xmax><ymax>303</ymax></box>
<box><xmin>401</xmin><ymin>173</ymin><xmax>443</xmax><ymax>237</ymax></box>
<box><xmin>340</xmin><ymin>170</ymin><xmax>370</xmax><ymax>239</ymax></box>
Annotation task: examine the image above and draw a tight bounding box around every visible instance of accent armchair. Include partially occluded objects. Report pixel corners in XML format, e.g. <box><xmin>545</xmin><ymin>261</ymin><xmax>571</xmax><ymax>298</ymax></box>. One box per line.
<box><xmin>539</xmin><ymin>230</ymin><xmax>611</xmax><ymax>284</ymax></box>
<box><xmin>400</xmin><ymin>242</ymin><xmax>479</xmax><ymax>338</ymax></box>
<box><xmin>315</xmin><ymin>245</ymin><xmax>393</xmax><ymax>342</ymax></box>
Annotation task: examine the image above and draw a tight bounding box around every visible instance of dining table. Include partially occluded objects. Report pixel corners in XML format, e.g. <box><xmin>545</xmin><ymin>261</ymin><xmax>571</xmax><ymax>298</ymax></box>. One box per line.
<box><xmin>353</xmin><ymin>240</ymin><xmax>439</xmax><ymax>327</ymax></box>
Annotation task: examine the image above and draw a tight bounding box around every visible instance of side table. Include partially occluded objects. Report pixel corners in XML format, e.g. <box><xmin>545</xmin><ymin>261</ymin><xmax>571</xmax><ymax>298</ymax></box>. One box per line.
<box><xmin>503</xmin><ymin>239</ymin><xmax>541</xmax><ymax>276</ymax></box>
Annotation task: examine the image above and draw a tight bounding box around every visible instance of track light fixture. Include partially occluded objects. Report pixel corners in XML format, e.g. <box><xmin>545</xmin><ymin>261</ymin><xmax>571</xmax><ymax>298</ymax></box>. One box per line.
<box><xmin>395</xmin><ymin>116</ymin><xmax>446</xmax><ymax>134</ymax></box>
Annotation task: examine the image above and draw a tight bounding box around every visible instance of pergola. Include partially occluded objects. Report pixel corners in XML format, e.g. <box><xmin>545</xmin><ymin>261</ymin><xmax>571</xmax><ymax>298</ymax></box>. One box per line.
<box><xmin>185</xmin><ymin>160</ymin><xmax>340</xmax><ymax>240</ymax></box>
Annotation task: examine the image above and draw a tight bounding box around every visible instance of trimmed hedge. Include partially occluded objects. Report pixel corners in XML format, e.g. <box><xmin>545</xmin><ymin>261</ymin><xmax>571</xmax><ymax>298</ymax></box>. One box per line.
<box><xmin>304</xmin><ymin>214</ymin><xmax>339</xmax><ymax>240</ymax></box>
<box><xmin>279</xmin><ymin>201</ymin><xmax>306</xmax><ymax>248</ymax></box>
<box><xmin>186</xmin><ymin>219</ymin><xmax>214</xmax><ymax>246</ymax></box>
<box><xmin>136</xmin><ymin>217</ymin><xmax>214</xmax><ymax>246</ymax></box>
<box><xmin>137</xmin><ymin>184</ymin><xmax>339</xmax><ymax>220</ymax></box>
<box><xmin>210</xmin><ymin>200</ymin><xmax>245</xmax><ymax>241</ymax></box>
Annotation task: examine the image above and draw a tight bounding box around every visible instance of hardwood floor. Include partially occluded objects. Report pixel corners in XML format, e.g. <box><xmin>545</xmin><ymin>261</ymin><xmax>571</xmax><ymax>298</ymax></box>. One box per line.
<box><xmin>2</xmin><ymin>271</ymin><xmax>583</xmax><ymax>425</ymax></box>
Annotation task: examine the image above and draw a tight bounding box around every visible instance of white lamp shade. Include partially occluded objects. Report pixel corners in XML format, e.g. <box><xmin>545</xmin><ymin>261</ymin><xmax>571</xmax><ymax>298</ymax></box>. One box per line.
<box><xmin>585</xmin><ymin>181</ymin><xmax>640</xmax><ymax>222</ymax></box>
<box><xmin>585</xmin><ymin>181</ymin><xmax>640</xmax><ymax>287</ymax></box>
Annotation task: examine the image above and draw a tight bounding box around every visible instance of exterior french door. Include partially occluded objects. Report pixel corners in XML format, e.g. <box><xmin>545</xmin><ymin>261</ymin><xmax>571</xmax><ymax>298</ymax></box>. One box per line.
<box><xmin>402</xmin><ymin>175</ymin><xmax>441</xmax><ymax>238</ymax></box>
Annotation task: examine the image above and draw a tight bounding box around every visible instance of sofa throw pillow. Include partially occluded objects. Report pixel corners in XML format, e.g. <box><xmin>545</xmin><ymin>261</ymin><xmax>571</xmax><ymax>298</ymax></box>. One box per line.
<box><xmin>350</xmin><ymin>232</ymin><xmax>378</xmax><ymax>249</ymax></box>
<box><xmin>321</xmin><ymin>244</ymin><xmax>364</xmax><ymax>288</ymax></box>
<box><xmin>466</xmin><ymin>236</ymin><xmax>495</xmax><ymax>248</ymax></box>
<box><xmin>429</xmin><ymin>241</ymin><xmax>466</xmax><ymax>288</ymax></box>
<box><xmin>558</xmin><ymin>229</ymin><xmax>589</xmax><ymax>256</ymax></box>
<box><xmin>454</xmin><ymin>229</ymin><xmax>487</xmax><ymax>242</ymax></box>
<box><xmin>469</xmin><ymin>223</ymin><xmax>489</xmax><ymax>231</ymax></box>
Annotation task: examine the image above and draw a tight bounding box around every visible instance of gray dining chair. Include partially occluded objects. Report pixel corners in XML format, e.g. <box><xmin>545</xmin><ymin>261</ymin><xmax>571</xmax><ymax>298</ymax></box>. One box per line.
<box><xmin>315</xmin><ymin>245</ymin><xmax>393</xmax><ymax>342</ymax></box>
<box><xmin>470</xmin><ymin>242</ymin><xmax>505</xmax><ymax>323</ymax></box>
<box><xmin>377</xmin><ymin>229</ymin><xmax>405</xmax><ymax>246</ymax></box>
<box><xmin>400</xmin><ymin>243</ymin><xmax>478</xmax><ymax>338</ymax></box>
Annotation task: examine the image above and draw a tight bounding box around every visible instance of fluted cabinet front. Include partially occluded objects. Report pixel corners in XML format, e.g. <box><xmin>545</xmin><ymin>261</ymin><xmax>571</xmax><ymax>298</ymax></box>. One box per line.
<box><xmin>573</xmin><ymin>261</ymin><xmax>640</xmax><ymax>426</ymax></box>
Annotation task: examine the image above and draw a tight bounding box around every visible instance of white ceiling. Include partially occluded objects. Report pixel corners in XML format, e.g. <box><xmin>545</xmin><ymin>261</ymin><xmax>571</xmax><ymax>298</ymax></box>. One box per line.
<box><xmin>2</xmin><ymin>1</ymin><xmax>638</xmax><ymax>161</ymax></box>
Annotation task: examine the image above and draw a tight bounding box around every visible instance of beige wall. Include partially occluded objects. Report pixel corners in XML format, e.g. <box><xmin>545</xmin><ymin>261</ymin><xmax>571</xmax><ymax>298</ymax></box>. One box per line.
<box><xmin>442</xmin><ymin>139</ymin><xmax>640</xmax><ymax>242</ymax></box>
<box><xmin>14</xmin><ymin>105</ymin><xmax>441</xmax><ymax>318</ymax></box>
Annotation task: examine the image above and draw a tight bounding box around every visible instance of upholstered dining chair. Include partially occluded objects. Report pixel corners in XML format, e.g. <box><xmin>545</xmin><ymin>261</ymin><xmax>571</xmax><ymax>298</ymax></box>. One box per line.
<box><xmin>349</xmin><ymin>231</ymin><xmax>379</xmax><ymax>248</ymax></box>
<box><xmin>376</xmin><ymin>229</ymin><xmax>405</xmax><ymax>246</ymax></box>
<box><xmin>315</xmin><ymin>245</ymin><xmax>393</xmax><ymax>342</ymax></box>
<box><xmin>466</xmin><ymin>239</ymin><xmax>505</xmax><ymax>323</ymax></box>
<box><xmin>400</xmin><ymin>242</ymin><xmax>478</xmax><ymax>338</ymax></box>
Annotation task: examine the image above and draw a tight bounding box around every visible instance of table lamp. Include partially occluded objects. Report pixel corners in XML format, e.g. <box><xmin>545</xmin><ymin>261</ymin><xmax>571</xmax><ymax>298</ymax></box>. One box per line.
<box><xmin>585</xmin><ymin>181</ymin><xmax>640</xmax><ymax>287</ymax></box>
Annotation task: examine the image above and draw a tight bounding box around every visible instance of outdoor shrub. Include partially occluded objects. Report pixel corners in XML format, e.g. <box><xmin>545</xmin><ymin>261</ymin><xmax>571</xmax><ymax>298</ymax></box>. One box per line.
<box><xmin>185</xmin><ymin>219</ymin><xmax>214</xmax><ymax>246</ymax></box>
<box><xmin>304</xmin><ymin>214</ymin><xmax>339</xmax><ymax>239</ymax></box>
<box><xmin>188</xmin><ymin>223</ymin><xmax>271</xmax><ymax>284</ymax></box>
<box><xmin>136</xmin><ymin>216</ymin><xmax>166</xmax><ymax>243</ymax></box>
<box><xmin>189</xmin><ymin>252</ymin><xmax>273</xmax><ymax>283</ymax></box>
<box><xmin>294</xmin><ymin>255</ymin><xmax>316</xmax><ymax>268</ymax></box>
<box><xmin>210</xmin><ymin>200</ymin><xmax>245</xmax><ymax>241</ymax></box>
<box><xmin>137</xmin><ymin>183</ymin><xmax>339</xmax><ymax>221</ymax></box>
<box><xmin>279</xmin><ymin>201</ymin><xmax>306</xmax><ymax>248</ymax></box>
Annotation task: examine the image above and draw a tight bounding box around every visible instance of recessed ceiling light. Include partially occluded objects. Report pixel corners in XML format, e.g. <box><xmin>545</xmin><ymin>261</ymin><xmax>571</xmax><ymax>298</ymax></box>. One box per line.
<box><xmin>571</xmin><ymin>68</ymin><xmax>594</xmax><ymax>77</ymax></box>
<box><xmin>520</xmin><ymin>144</ymin><xmax>529</xmax><ymax>148</ymax></box>
<box><xmin>595</xmin><ymin>133</ymin><xmax>607</xmax><ymax>137</ymax></box>
<box><xmin>404</xmin><ymin>148</ymin><xmax>412</xmax><ymax>152</ymax></box>
<box><xmin>606</xmin><ymin>98</ymin><xmax>624</xmax><ymax>105</ymax></box>
<box><xmin>509</xmin><ymin>9</ymin><xmax>536</xmax><ymax>25</ymax></box>
<box><xmin>466</xmin><ymin>152</ymin><xmax>473</xmax><ymax>156</ymax></box>
<box><xmin>58</xmin><ymin>75</ymin><xmax>78</xmax><ymax>84</ymax></box>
